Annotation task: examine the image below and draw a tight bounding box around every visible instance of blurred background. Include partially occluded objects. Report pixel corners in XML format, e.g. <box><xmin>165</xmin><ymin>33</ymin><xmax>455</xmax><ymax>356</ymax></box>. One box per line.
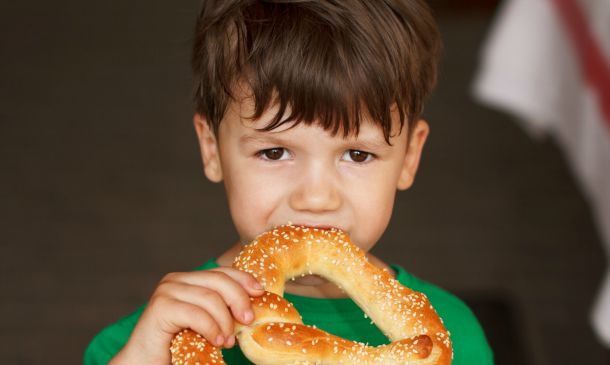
<box><xmin>1</xmin><ymin>0</ymin><xmax>609</xmax><ymax>364</ymax></box>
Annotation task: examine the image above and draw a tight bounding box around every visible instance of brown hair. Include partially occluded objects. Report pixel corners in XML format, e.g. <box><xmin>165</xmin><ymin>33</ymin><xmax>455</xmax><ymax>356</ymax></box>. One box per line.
<box><xmin>192</xmin><ymin>0</ymin><xmax>442</xmax><ymax>143</ymax></box>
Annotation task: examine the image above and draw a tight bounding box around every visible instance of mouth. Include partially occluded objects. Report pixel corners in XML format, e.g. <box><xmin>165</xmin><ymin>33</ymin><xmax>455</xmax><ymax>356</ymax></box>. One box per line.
<box><xmin>288</xmin><ymin>222</ymin><xmax>345</xmax><ymax>232</ymax></box>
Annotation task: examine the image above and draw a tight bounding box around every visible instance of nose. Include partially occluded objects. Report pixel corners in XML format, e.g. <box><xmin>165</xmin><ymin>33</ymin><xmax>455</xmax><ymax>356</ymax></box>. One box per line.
<box><xmin>289</xmin><ymin>161</ymin><xmax>342</xmax><ymax>213</ymax></box>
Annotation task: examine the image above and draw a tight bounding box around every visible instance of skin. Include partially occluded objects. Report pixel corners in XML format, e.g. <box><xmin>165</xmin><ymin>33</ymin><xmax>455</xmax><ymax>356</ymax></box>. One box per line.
<box><xmin>109</xmin><ymin>87</ymin><xmax>429</xmax><ymax>364</ymax></box>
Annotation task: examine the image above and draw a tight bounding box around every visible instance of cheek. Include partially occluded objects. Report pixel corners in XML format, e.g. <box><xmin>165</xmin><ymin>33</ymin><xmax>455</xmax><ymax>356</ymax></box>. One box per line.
<box><xmin>357</xmin><ymin>186</ymin><xmax>395</xmax><ymax>240</ymax></box>
<box><xmin>342</xmin><ymin>160</ymin><xmax>399</xmax><ymax>204</ymax></box>
<box><xmin>224</xmin><ymin>164</ymin><xmax>287</xmax><ymax>240</ymax></box>
<box><xmin>344</xmin><ymin>166</ymin><xmax>398</xmax><ymax>249</ymax></box>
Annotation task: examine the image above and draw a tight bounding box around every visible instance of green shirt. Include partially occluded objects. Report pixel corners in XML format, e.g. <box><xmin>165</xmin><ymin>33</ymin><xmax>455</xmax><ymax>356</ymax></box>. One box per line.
<box><xmin>84</xmin><ymin>259</ymin><xmax>494</xmax><ymax>364</ymax></box>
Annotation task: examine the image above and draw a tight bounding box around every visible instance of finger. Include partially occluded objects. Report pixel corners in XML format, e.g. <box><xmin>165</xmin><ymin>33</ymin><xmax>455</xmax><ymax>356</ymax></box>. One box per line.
<box><xmin>163</xmin><ymin>298</ymin><xmax>226</xmax><ymax>347</ymax></box>
<box><xmin>163</xmin><ymin>281</ymin><xmax>235</xmax><ymax>340</ymax></box>
<box><xmin>209</xmin><ymin>267</ymin><xmax>265</xmax><ymax>295</ymax></box>
<box><xmin>165</xmin><ymin>269</ymin><xmax>265</xmax><ymax>295</ymax></box>
<box><xmin>168</xmin><ymin>270</ymin><xmax>260</xmax><ymax>324</ymax></box>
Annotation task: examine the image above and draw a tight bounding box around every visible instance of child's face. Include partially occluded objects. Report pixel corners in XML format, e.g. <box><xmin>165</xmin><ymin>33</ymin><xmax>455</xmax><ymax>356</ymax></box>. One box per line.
<box><xmin>195</xmin><ymin>91</ymin><xmax>429</xmax><ymax>253</ymax></box>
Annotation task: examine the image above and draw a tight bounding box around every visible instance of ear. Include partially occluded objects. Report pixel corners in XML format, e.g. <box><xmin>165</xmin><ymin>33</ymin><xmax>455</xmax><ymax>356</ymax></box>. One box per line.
<box><xmin>193</xmin><ymin>113</ymin><xmax>223</xmax><ymax>182</ymax></box>
<box><xmin>397</xmin><ymin>119</ymin><xmax>430</xmax><ymax>190</ymax></box>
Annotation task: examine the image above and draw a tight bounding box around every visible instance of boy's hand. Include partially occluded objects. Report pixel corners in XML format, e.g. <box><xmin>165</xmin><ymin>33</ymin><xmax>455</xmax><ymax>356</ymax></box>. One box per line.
<box><xmin>108</xmin><ymin>268</ymin><xmax>265</xmax><ymax>364</ymax></box>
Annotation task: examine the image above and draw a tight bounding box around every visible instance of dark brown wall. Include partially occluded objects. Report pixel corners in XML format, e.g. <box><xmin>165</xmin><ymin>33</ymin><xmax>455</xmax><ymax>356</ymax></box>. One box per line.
<box><xmin>1</xmin><ymin>1</ymin><xmax>607</xmax><ymax>364</ymax></box>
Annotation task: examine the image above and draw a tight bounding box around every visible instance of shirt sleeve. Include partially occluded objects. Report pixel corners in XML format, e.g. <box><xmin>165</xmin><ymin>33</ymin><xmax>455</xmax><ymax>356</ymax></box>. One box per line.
<box><xmin>394</xmin><ymin>265</ymin><xmax>495</xmax><ymax>364</ymax></box>
<box><xmin>446</xmin><ymin>296</ymin><xmax>494</xmax><ymax>365</ymax></box>
<box><xmin>427</xmin><ymin>287</ymin><xmax>495</xmax><ymax>365</ymax></box>
<box><xmin>83</xmin><ymin>305</ymin><xmax>145</xmax><ymax>365</ymax></box>
<box><xmin>83</xmin><ymin>261</ymin><xmax>220</xmax><ymax>364</ymax></box>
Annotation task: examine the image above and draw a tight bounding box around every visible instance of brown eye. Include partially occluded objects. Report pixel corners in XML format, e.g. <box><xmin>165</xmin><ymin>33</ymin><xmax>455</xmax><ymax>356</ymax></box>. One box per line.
<box><xmin>261</xmin><ymin>148</ymin><xmax>286</xmax><ymax>160</ymax></box>
<box><xmin>346</xmin><ymin>150</ymin><xmax>371</xmax><ymax>163</ymax></box>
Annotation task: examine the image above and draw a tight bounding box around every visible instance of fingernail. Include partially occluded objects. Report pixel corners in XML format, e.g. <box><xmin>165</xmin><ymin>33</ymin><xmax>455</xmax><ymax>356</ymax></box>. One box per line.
<box><xmin>252</xmin><ymin>282</ymin><xmax>263</xmax><ymax>290</ymax></box>
<box><xmin>225</xmin><ymin>335</ymin><xmax>235</xmax><ymax>348</ymax></box>
<box><xmin>243</xmin><ymin>310</ymin><xmax>253</xmax><ymax>322</ymax></box>
<box><xmin>215</xmin><ymin>335</ymin><xmax>224</xmax><ymax>347</ymax></box>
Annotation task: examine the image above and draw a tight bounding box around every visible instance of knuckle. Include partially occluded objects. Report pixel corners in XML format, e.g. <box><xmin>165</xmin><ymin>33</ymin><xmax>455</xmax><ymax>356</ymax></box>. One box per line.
<box><xmin>155</xmin><ymin>281</ymin><xmax>173</xmax><ymax>295</ymax></box>
<box><xmin>243</xmin><ymin>271</ymin><xmax>258</xmax><ymax>280</ymax></box>
<box><xmin>184</xmin><ymin>302</ymin><xmax>203</xmax><ymax>318</ymax></box>
<box><xmin>235</xmin><ymin>285</ymin><xmax>252</xmax><ymax>301</ymax></box>
<box><xmin>199</xmin><ymin>288</ymin><xmax>221</xmax><ymax>303</ymax></box>
<box><xmin>215</xmin><ymin>314</ymin><xmax>233</xmax><ymax>336</ymax></box>
<box><xmin>200</xmin><ymin>318</ymin><xmax>220</xmax><ymax>338</ymax></box>
<box><xmin>206</xmin><ymin>269</ymin><xmax>230</xmax><ymax>282</ymax></box>
<box><xmin>229</xmin><ymin>268</ymin><xmax>255</xmax><ymax>282</ymax></box>
<box><xmin>161</xmin><ymin>271</ymin><xmax>180</xmax><ymax>283</ymax></box>
<box><xmin>179</xmin><ymin>305</ymin><xmax>218</xmax><ymax>339</ymax></box>
<box><xmin>229</xmin><ymin>293</ymin><xmax>252</xmax><ymax>313</ymax></box>
<box><xmin>242</xmin><ymin>273</ymin><xmax>263</xmax><ymax>290</ymax></box>
<box><xmin>148</xmin><ymin>293</ymin><xmax>172</xmax><ymax>311</ymax></box>
<box><xmin>225</xmin><ymin>320</ymin><xmax>235</xmax><ymax>334</ymax></box>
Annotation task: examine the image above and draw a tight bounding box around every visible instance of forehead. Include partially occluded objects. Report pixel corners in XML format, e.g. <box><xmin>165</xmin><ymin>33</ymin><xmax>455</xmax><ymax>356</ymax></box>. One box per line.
<box><xmin>221</xmin><ymin>85</ymin><xmax>406</xmax><ymax>144</ymax></box>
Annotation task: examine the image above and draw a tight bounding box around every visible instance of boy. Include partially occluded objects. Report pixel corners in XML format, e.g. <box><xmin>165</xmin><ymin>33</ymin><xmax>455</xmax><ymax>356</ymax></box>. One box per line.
<box><xmin>85</xmin><ymin>0</ymin><xmax>494</xmax><ymax>364</ymax></box>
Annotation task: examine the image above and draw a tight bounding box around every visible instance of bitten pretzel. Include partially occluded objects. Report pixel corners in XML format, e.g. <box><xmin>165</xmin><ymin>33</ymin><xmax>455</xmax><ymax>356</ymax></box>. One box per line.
<box><xmin>170</xmin><ymin>224</ymin><xmax>453</xmax><ymax>364</ymax></box>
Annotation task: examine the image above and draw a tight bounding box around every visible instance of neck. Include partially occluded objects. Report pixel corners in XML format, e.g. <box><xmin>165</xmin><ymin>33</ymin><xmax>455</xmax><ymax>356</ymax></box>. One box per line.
<box><xmin>216</xmin><ymin>242</ymin><xmax>396</xmax><ymax>299</ymax></box>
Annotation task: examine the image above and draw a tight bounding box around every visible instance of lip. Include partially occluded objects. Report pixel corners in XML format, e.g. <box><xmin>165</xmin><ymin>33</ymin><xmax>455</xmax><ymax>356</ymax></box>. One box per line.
<box><xmin>290</xmin><ymin>222</ymin><xmax>344</xmax><ymax>231</ymax></box>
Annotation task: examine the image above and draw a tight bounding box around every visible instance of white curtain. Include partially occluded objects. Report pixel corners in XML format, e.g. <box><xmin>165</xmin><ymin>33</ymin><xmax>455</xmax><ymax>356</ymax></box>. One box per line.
<box><xmin>472</xmin><ymin>0</ymin><xmax>610</xmax><ymax>347</ymax></box>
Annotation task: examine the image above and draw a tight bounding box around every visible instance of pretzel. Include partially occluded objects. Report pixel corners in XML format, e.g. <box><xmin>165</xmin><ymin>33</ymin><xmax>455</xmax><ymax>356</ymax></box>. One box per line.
<box><xmin>170</xmin><ymin>224</ymin><xmax>453</xmax><ymax>364</ymax></box>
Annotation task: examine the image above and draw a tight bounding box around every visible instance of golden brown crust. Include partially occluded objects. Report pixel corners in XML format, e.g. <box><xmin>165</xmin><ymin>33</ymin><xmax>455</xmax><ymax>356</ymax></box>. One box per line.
<box><xmin>170</xmin><ymin>329</ymin><xmax>225</xmax><ymax>364</ymax></box>
<box><xmin>249</xmin><ymin>324</ymin><xmax>433</xmax><ymax>362</ymax></box>
<box><xmin>170</xmin><ymin>224</ymin><xmax>453</xmax><ymax>364</ymax></box>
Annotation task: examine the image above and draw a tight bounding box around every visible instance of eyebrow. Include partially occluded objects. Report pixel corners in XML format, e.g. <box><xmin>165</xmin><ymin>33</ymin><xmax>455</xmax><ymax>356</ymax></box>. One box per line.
<box><xmin>348</xmin><ymin>138</ymin><xmax>390</xmax><ymax>151</ymax></box>
<box><xmin>240</xmin><ymin>133</ymin><xmax>391</xmax><ymax>151</ymax></box>
<box><xmin>239</xmin><ymin>133</ymin><xmax>290</xmax><ymax>146</ymax></box>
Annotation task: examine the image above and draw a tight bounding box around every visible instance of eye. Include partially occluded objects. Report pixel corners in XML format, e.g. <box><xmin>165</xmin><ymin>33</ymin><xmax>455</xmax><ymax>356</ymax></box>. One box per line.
<box><xmin>258</xmin><ymin>147</ymin><xmax>289</xmax><ymax>161</ymax></box>
<box><xmin>342</xmin><ymin>149</ymin><xmax>373</xmax><ymax>163</ymax></box>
